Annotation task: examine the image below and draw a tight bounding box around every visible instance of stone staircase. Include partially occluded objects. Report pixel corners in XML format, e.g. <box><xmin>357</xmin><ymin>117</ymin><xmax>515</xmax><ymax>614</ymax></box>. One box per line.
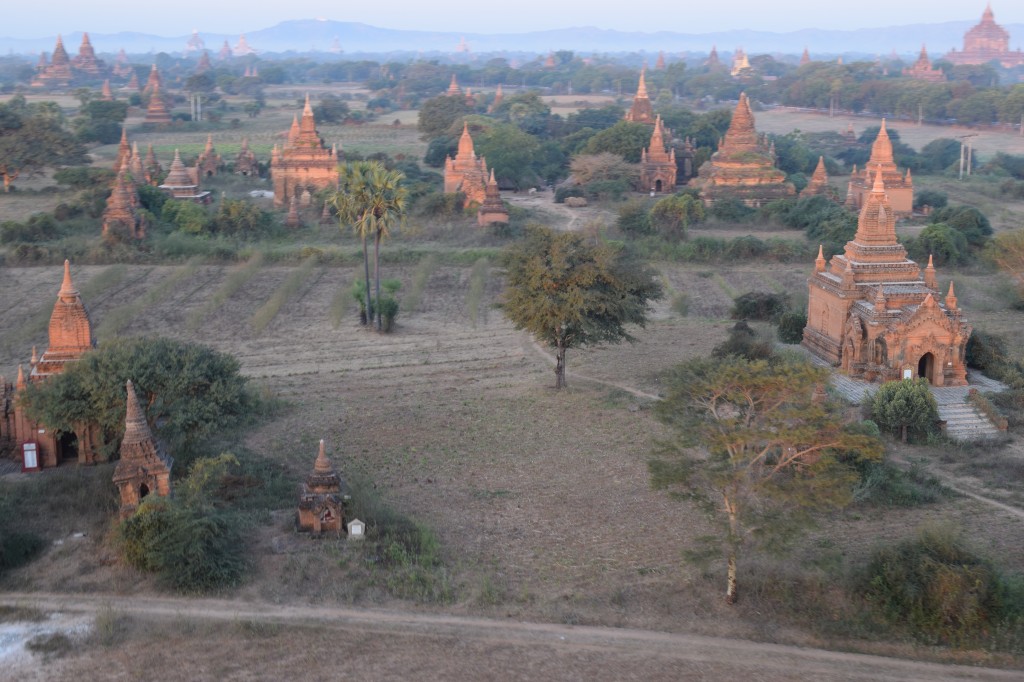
<box><xmin>936</xmin><ymin>402</ymin><xmax>1005</xmax><ymax>442</ymax></box>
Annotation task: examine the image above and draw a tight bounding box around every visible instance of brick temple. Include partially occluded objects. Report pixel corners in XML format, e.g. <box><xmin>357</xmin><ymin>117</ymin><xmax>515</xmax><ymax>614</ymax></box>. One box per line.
<box><xmin>694</xmin><ymin>93</ymin><xmax>794</xmax><ymax>207</ymax></box>
<box><xmin>803</xmin><ymin>170</ymin><xmax>970</xmax><ymax>386</ymax></box>
<box><xmin>845</xmin><ymin>120</ymin><xmax>913</xmax><ymax>216</ymax></box>
<box><xmin>113</xmin><ymin>380</ymin><xmax>173</xmax><ymax>519</ymax></box>
<box><xmin>624</xmin><ymin>70</ymin><xmax>654</xmax><ymax>124</ymax></box>
<box><xmin>639</xmin><ymin>115</ymin><xmax>676</xmax><ymax>193</ymax></box>
<box><xmin>902</xmin><ymin>45</ymin><xmax>946</xmax><ymax>82</ymax></box>
<box><xmin>270</xmin><ymin>95</ymin><xmax>340</xmax><ymax>207</ymax></box>
<box><xmin>444</xmin><ymin>123</ymin><xmax>489</xmax><ymax>206</ymax></box>
<box><xmin>945</xmin><ymin>4</ymin><xmax>1024</xmax><ymax>67</ymax></box>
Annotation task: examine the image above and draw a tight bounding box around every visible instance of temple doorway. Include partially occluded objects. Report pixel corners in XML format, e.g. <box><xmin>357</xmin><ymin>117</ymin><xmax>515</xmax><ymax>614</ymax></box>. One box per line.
<box><xmin>918</xmin><ymin>352</ymin><xmax>935</xmax><ymax>384</ymax></box>
<box><xmin>139</xmin><ymin>483</ymin><xmax>150</xmax><ymax>499</ymax></box>
<box><xmin>58</xmin><ymin>431</ymin><xmax>78</xmax><ymax>463</ymax></box>
<box><xmin>655</xmin><ymin>180</ymin><xmax>663</xmax><ymax>193</ymax></box>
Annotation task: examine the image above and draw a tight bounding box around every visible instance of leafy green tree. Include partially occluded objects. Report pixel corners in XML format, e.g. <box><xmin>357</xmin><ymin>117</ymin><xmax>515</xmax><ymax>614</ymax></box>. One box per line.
<box><xmin>929</xmin><ymin>205</ymin><xmax>992</xmax><ymax>248</ymax></box>
<box><xmin>650</xmin><ymin>193</ymin><xmax>704</xmax><ymax>241</ymax></box>
<box><xmin>333</xmin><ymin>161</ymin><xmax>407</xmax><ymax>330</ymax></box>
<box><xmin>581</xmin><ymin>120</ymin><xmax>652</xmax><ymax>162</ymax></box>
<box><xmin>162</xmin><ymin>199</ymin><xmax>209</xmax><ymax>234</ymax></box>
<box><xmin>313</xmin><ymin>94</ymin><xmax>351</xmax><ymax>124</ymax></box>
<box><xmin>474</xmin><ymin>123</ymin><xmax>542</xmax><ymax>189</ymax></box>
<box><xmin>417</xmin><ymin>94</ymin><xmax>470</xmax><ymax>141</ymax></box>
<box><xmin>73</xmin><ymin>100</ymin><xmax>128</xmax><ymax>144</ymax></box>
<box><xmin>649</xmin><ymin>356</ymin><xmax>882</xmax><ymax>603</ymax></box>
<box><xmin>911</xmin><ymin>223</ymin><xmax>969</xmax><ymax>266</ymax></box>
<box><xmin>0</xmin><ymin>99</ymin><xmax>86</xmax><ymax>191</ymax></box>
<box><xmin>20</xmin><ymin>337</ymin><xmax>254</xmax><ymax>461</ymax></box>
<box><xmin>500</xmin><ymin>226</ymin><xmax>663</xmax><ymax>388</ymax></box>
<box><xmin>872</xmin><ymin>378</ymin><xmax>939</xmax><ymax>443</ymax></box>
<box><xmin>617</xmin><ymin>199</ymin><xmax>653</xmax><ymax>236</ymax></box>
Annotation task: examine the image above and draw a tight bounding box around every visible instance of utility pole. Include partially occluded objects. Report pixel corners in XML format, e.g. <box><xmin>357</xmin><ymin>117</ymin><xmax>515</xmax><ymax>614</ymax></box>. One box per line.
<box><xmin>918</xmin><ymin>102</ymin><xmax>923</xmax><ymax>127</ymax></box>
<box><xmin>958</xmin><ymin>133</ymin><xmax>978</xmax><ymax>180</ymax></box>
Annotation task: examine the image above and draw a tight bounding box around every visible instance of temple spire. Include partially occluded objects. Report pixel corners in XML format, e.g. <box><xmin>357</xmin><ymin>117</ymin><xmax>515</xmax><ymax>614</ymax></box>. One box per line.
<box><xmin>59</xmin><ymin>259</ymin><xmax>78</xmax><ymax>301</ymax></box>
<box><xmin>815</xmin><ymin>244</ymin><xmax>826</xmax><ymax>272</ymax></box>
<box><xmin>637</xmin><ymin>68</ymin><xmax>648</xmax><ymax>99</ymax></box>
<box><xmin>314</xmin><ymin>439</ymin><xmax>332</xmax><ymax>472</ymax></box>
<box><xmin>946</xmin><ymin>281</ymin><xmax>958</xmax><ymax>310</ymax></box>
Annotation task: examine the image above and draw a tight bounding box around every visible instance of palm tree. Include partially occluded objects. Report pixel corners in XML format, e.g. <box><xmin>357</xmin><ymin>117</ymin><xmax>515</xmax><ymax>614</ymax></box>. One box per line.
<box><xmin>331</xmin><ymin>161</ymin><xmax>407</xmax><ymax>329</ymax></box>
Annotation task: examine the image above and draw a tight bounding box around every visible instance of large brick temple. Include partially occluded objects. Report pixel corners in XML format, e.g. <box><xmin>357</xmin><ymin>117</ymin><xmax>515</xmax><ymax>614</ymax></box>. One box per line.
<box><xmin>803</xmin><ymin>170</ymin><xmax>971</xmax><ymax>386</ymax></box>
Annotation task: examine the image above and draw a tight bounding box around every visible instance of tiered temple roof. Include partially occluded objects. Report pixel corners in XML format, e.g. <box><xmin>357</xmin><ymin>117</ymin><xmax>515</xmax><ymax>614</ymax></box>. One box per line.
<box><xmin>114</xmin><ymin>127</ymin><xmax>131</xmax><ymax>170</ymax></box>
<box><xmin>100</xmin><ymin>79</ymin><xmax>113</xmax><ymax>101</ymax></box>
<box><xmin>196</xmin><ymin>51</ymin><xmax>212</xmax><ymax>74</ymax></box>
<box><xmin>129</xmin><ymin>142</ymin><xmax>147</xmax><ymax>183</ymax></box>
<box><xmin>477</xmin><ymin>170</ymin><xmax>509</xmax><ymax>226</ymax></box>
<box><xmin>731</xmin><ymin>48</ymin><xmax>751</xmax><ymax>77</ymax></box>
<box><xmin>694</xmin><ymin>93</ymin><xmax>794</xmax><ymax>206</ymax></box>
<box><xmin>624</xmin><ymin>69</ymin><xmax>654</xmax><ymax>124</ymax></box>
<box><xmin>639</xmin><ymin>115</ymin><xmax>676</xmax><ymax>193</ymax></box>
<box><xmin>144</xmin><ymin>144</ymin><xmax>162</xmax><ymax>181</ymax></box>
<box><xmin>32</xmin><ymin>261</ymin><xmax>95</xmax><ymax>382</ymax></box>
<box><xmin>446</xmin><ymin>74</ymin><xmax>461</xmax><ymax>96</ymax></box>
<box><xmin>113</xmin><ymin>48</ymin><xmax>132</xmax><ymax>78</ymax></box>
<box><xmin>159</xmin><ymin>149</ymin><xmax>209</xmax><ymax>202</ymax></box>
<box><xmin>233</xmin><ymin>34</ymin><xmax>256</xmax><ymax>56</ymax></box>
<box><xmin>706</xmin><ymin>45</ymin><xmax>721</xmax><ymax>68</ymax></box>
<box><xmin>444</xmin><ymin>123</ymin><xmax>489</xmax><ymax>205</ymax></box>
<box><xmin>801</xmin><ymin>156</ymin><xmax>831</xmax><ymax>198</ymax></box>
<box><xmin>945</xmin><ymin>4</ymin><xmax>1024</xmax><ymax>67</ymax></box>
<box><xmin>186</xmin><ymin>30</ymin><xmax>205</xmax><ymax>54</ymax></box>
<box><xmin>655</xmin><ymin>51</ymin><xmax>666</xmax><ymax>70</ymax></box>
<box><xmin>143</xmin><ymin>80</ymin><xmax>172</xmax><ymax>125</ymax></box>
<box><xmin>113</xmin><ymin>380</ymin><xmax>173</xmax><ymax>519</ymax></box>
<box><xmin>800</xmin><ymin>47</ymin><xmax>811</xmax><ymax>66</ymax></box>
<box><xmin>71</xmin><ymin>33</ymin><xmax>103</xmax><ymax>74</ymax></box>
<box><xmin>218</xmin><ymin>41</ymin><xmax>232</xmax><ymax>61</ymax></box>
<box><xmin>34</xmin><ymin>35</ymin><xmax>73</xmax><ymax>84</ymax></box>
<box><xmin>902</xmin><ymin>45</ymin><xmax>946</xmax><ymax>82</ymax></box>
<box><xmin>844</xmin><ymin>120</ymin><xmax>913</xmax><ymax>215</ymax></box>
<box><xmin>270</xmin><ymin>94</ymin><xmax>340</xmax><ymax>206</ymax></box>
<box><xmin>803</xmin><ymin>170</ymin><xmax>970</xmax><ymax>385</ymax></box>
<box><xmin>488</xmin><ymin>84</ymin><xmax>504</xmax><ymax>113</ymax></box>
<box><xmin>102</xmin><ymin>161</ymin><xmax>146</xmax><ymax>241</ymax></box>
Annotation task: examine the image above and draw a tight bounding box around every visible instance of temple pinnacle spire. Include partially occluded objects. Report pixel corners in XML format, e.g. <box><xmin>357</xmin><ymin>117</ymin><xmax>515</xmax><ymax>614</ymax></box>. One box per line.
<box><xmin>59</xmin><ymin>259</ymin><xmax>78</xmax><ymax>300</ymax></box>
<box><xmin>314</xmin><ymin>439</ymin><xmax>332</xmax><ymax>472</ymax></box>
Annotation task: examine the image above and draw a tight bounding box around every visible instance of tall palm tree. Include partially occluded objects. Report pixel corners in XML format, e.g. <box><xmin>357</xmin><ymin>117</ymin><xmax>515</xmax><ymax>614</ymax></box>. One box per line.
<box><xmin>331</xmin><ymin>161</ymin><xmax>407</xmax><ymax>329</ymax></box>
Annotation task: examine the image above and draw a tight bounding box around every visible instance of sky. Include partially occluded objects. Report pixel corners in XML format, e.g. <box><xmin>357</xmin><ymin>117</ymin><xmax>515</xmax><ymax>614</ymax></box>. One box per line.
<box><xmin>6</xmin><ymin>1</ymin><xmax>1024</xmax><ymax>38</ymax></box>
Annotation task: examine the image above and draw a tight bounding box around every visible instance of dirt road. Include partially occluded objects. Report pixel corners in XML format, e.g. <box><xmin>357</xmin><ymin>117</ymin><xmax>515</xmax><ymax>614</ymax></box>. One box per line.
<box><xmin>1</xmin><ymin>592</ymin><xmax>1019</xmax><ymax>681</ymax></box>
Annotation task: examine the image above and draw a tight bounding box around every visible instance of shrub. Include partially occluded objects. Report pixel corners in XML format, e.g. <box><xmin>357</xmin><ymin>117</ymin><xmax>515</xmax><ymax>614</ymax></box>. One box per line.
<box><xmin>731</xmin><ymin>291</ymin><xmax>789</xmax><ymax>321</ymax></box>
<box><xmin>554</xmin><ymin>186</ymin><xmax>584</xmax><ymax>204</ymax></box>
<box><xmin>776</xmin><ymin>311</ymin><xmax>807</xmax><ymax>344</ymax></box>
<box><xmin>914</xmin><ymin>189</ymin><xmax>948</xmax><ymax>212</ymax></box>
<box><xmin>650</xmin><ymin>193</ymin><xmax>704</xmax><ymax>241</ymax></box>
<box><xmin>858</xmin><ymin>527</ymin><xmax>1024</xmax><ymax>645</ymax></box>
<box><xmin>930</xmin><ymin>205</ymin><xmax>992</xmax><ymax>248</ymax></box>
<box><xmin>725</xmin><ymin>235</ymin><xmax>769</xmax><ymax>260</ymax></box>
<box><xmin>417</xmin><ymin>191</ymin><xmax>465</xmax><ymax>218</ymax></box>
<box><xmin>616</xmin><ymin>199</ymin><xmax>652</xmax><ymax>236</ymax></box>
<box><xmin>871</xmin><ymin>378</ymin><xmax>939</xmax><ymax>443</ymax></box>
<box><xmin>378</xmin><ymin>296</ymin><xmax>399</xmax><ymax>332</ymax></box>
<box><xmin>0</xmin><ymin>531</ymin><xmax>46</xmax><ymax>573</ymax></box>
<box><xmin>708</xmin><ymin>197</ymin><xmax>756</xmax><ymax>222</ymax></box>
<box><xmin>966</xmin><ymin>330</ymin><xmax>1008</xmax><ymax>372</ymax></box>
<box><xmin>909</xmin><ymin>223</ymin><xmax>970</xmax><ymax>266</ymax></box>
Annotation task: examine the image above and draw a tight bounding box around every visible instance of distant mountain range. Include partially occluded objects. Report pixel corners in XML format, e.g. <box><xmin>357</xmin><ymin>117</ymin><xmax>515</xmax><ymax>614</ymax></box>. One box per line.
<box><xmin>4</xmin><ymin>19</ymin><xmax>1024</xmax><ymax>58</ymax></box>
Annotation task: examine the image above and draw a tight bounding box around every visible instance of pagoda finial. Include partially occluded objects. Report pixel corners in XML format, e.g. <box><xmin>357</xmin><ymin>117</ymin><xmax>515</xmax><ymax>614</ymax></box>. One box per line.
<box><xmin>314</xmin><ymin>439</ymin><xmax>332</xmax><ymax>473</ymax></box>
<box><xmin>872</xmin><ymin>165</ymin><xmax>885</xmax><ymax>193</ymax></box>
<box><xmin>303</xmin><ymin>93</ymin><xmax>313</xmax><ymax>116</ymax></box>
<box><xmin>488</xmin><ymin>168</ymin><xmax>497</xmax><ymax>185</ymax></box>
<box><xmin>924</xmin><ymin>254</ymin><xmax>938</xmax><ymax>289</ymax></box>
<box><xmin>16</xmin><ymin>365</ymin><xmax>25</xmax><ymax>390</ymax></box>
<box><xmin>815</xmin><ymin>244</ymin><xmax>826</xmax><ymax>272</ymax></box>
<box><xmin>30</xmin><ymin>346</ymin><xmax>38</xmax><ymax>365</ymax></box>
<box><xmin>59</xmin><ymin>259</ymin><xmax>78</xmax><ymax>300</ymax></box>
<box><xmin>946</xmin><ymin>281</ymin><xmax>958</xmax><ymax>310</ymax></box>
<box><xmin>637</xmin><ymin>68</ymin><xmax>648</xmax><ymax>99</ymax></box>
<box><xmin>122</xmin><ymin>379</ymin><xmax>155</xmax><ymax>446</ymax></box>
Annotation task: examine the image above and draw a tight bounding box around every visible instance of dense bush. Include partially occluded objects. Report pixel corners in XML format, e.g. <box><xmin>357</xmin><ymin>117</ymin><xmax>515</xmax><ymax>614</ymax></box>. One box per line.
<box><xmin>859</xmin><ymin>527</ymin><xmax>1024</xmax><ymax>645</ymax></box>
<box><xmin>907</xmin><ymin>223</ymin><xmax>970</xmax><ymax>266</ymax></box>
<box><xmin>708</xmin><ymin>197</ymin><xmax>756</xmax><ymax>222</ymax></box>
<box><xmin>731</xmin><ymin>291</ymin><xmax>789</xmax><ymax>321</ymax></box>
<box><xmin>776</xmin><ymin>311</ymin><xmax>807</xmax><ymax>344</ymax></box>
<box><xmin>0</xmin><ymin>531</ymin><xmax>46</xmax><ymax>573</ymax></box>
<box><xmin>616</xmin><ymin>199</ymin><xmax>652</xmax><ymax>236</ymax></box>
<box><xmin>649</xmin><ymin>193</ymin><xmax>704</xmax><ymax>241</ymax></box>
<box><xmin>930</xmin><ymin>205</ymin><xmax>992</xmax><ymax>248</ymax></box>
<box><xmin>554</xmin><ymin>186</ymin><xmax>585</xmax><ymax>204</ymax></box>
<box><xmin>913</xmin><ymin>189</ymin><xmax>948</xmax><ymax>212</ymax></box>
<box><xmin>712</xmin><ymin>320</ymin><xmax>774</xmax><ymax>360</ymax></box>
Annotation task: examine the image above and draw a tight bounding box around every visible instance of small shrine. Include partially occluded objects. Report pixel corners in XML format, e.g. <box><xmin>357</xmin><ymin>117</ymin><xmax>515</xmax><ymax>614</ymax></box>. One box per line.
<box><xmin>624</xmin><ymin>70</ymin><xmax>654</xmax><ymax>124</ymax></box>
<box><xmin>102</xmin><ymin>161</ymin><xmax>147</xmax><ymax>241</ymax></box>
<box><xmin>144</xmin><ymin>81</ymin><xmax>172</xmax><ymax>125</ymax></box>
<box><xmin>296</xmin><ymin>439</ymin><xmax>345</xmax><ymax>535</ymax></box>
<box><xmin>159</xmin><ymin>149</ymin><xmax>210</xmax><ymax>202</ymax></box>
<box><xmin>639</xmin><ymin>115</ymin><xmax>676</xmax><ymax>193</ymax></box>
<box><xmin>0</xmin><ymin>261</ymin><xmax>101</xmax><ymax>466</ymax></box>
<box><xmin>694</xmin><ymin>93</ymin><xmax>795</xmax><ymax>207</ymax></box>
<box><xmin>844</xmin><ymin>120</ymin><xmax>913</xmax><ymax>216</ymax></box>
<box><xmin>113</xmin><ymin>127</ymin><xmax>131</xmax><ymax>171</ymax></box>
<box><xmin>444</xmin><ymin>123</ymin><xmax>489</xmax><ymax>206</ymax></box>
<box><xmin>803</xmin><ymin>170</ymin><xmax>971</xmax><ymax>385</ymax></box>
<box><xmin>477</xmin><ymin>170</ymin><xmax>509</xmax><ymax>226</ymax></box>
<box><xmin>196</xmin><ymin>135</ymin><xmax>222</xmax><ymax>177</ymax></box>
<box><xmin>446</xmin><ymin>74</ymin><xmax>462</xmax><ymax>97</ymax></box>
<box><xmin>113</xmin><ymin>380</ymin><xmax>173</xmax><ymax>519</ymax></box>
<box><xmin>902</xmin><ymin>45</ymin><xmax>946</xmax><ymax>83</ymax></box>
<box><xmin>270</xmin><ymin>95</ymin><xmax>340</xmax><ymax>206</ymax></box>
<box><xmin>234</xmin><ymin>138</ymin><xmax>259</xmax><ymax>176</ymax></box>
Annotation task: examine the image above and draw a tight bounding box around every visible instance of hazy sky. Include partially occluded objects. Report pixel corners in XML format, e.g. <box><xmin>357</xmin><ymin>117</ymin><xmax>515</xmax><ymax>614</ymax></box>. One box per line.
<box><xmin>7</xmin><ymin>1</ymin><xmax>1024</xmax><ymax>37</ymax></box>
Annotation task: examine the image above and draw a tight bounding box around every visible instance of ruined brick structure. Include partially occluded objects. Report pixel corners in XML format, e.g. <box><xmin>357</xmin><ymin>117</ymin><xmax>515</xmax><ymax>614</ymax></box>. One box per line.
<box><xmin>902</xmin><ymin>45</ymin><xmax>946</xmax><ymax>82</ymax></box>
<box><xmin>234</xmin><ymin>138</ymin><xmax>259</xmax><ymax>176</ymax></box>
<box><xmin>102</xmin><ymin>161</ymin><xmax>147</xmax><ymax>240</ymax></box>
<box><xmin>477</xmin><ymin>170</ymin><xmax>509</xmax><ymax>226</ymax></box>
<box><xmin>803</xmin><ymin>170</ymin><xmax>970</xmax><ymax>386</ymax></box>
<box><xmin>844</xmin><ymin>120</ymin><xmax>913</xmax><ymax>216</ymax></box>
<box><xmin>270</xmin><ymin>95</ymin><xmax>340</xmax><ymax>207</ymax></box>
<box><xmin>113</xmin><ymin>380</ymin><xmax>173</xmax><ymax>519</ymax></box>
<box><xmin>444</xmin><ymin>123</ymin><xmax>489</xmax><ymax>206</ymax></box>
<box><xmin>695</xmin><ymin>93</ymin><xmax>794</xmax><ymax>206</ymax></box>
<box><xmin>297</xmin><ymin>439</ymin><xmax>345</xmax><ymax>535</ymax></box>
<box><xmin>196</xmin><ymin>135</ymin><xmax>222</xmax><ymax>177</ymax></box>
<box><xmin>945</xmin><ymin>4</ymin><xmax>1024</xmax><ymax>67</ymax></box>
<box><xmin>0</xmin><ymin>262</ymin><xmax>101</xmax><ymax>466</ymax></box>
<box><xmin>624</xmin><ymin>70</ymin><xmax>654</xmax><ymax>124</ymax></box>
<box><xmin>639</xmin><ymin>116</ymin><xmax>676</xmax><ymax>193</ymax></box>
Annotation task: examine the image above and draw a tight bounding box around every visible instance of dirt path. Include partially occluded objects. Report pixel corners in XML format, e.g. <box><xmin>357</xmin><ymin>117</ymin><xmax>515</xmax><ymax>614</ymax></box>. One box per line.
<box><xmin>529</xmin><ymin>338</ymin><xmax>663</xmax><ymax>400</ymax></box>
<box><xmin>1</xmin><ymin>592</ymin><xmax>1020</xmax><ymax>681</ymax></box>
<box><xmin>503</xmin><ymin>191</ymin><xmax>616</xmax><ymax>232</ymax></box>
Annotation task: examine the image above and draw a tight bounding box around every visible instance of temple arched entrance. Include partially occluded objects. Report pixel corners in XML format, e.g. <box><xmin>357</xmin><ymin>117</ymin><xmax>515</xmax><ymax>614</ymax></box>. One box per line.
<box><xmin>58</xmin><ymin>431</ymin><xmax>78</xmax><ymax>463</ymax></box>
<box><xmin>918</xmin><ymin>352</ymin><xmax>935</xmax><ymax>384</ymax></box>
<box><xmin>655</xmin><ymin>179</ymin><xmax>663</xmax><ymax>193</ymax></box>
<box><xmin>139</xmin><ymin>483</ymin><xmax>150</xmax><ymax>499</ymax></box>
